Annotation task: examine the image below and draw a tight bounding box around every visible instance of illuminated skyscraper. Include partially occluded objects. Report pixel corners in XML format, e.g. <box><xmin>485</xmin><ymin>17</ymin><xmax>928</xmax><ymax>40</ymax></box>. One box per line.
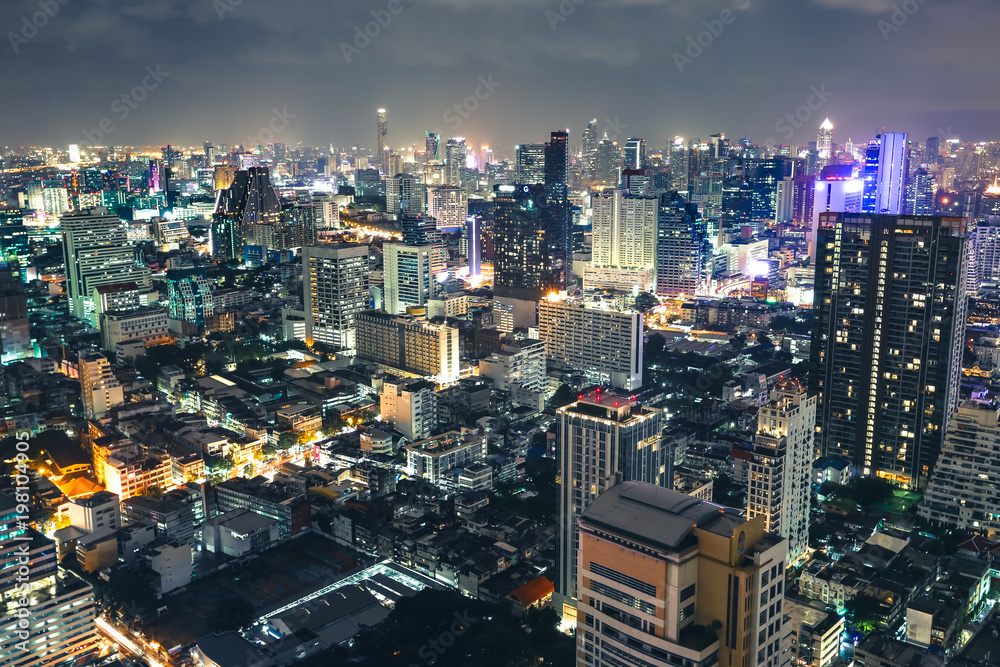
<box><xmin>595</xmin><ymin>133</ymin><xmax>618</xmax><ymax>184</ymax></box>
<box><xmin>303</xmin><ymin>243</ymin><xmax>370</xmax><ymax>351</ymax></box>
<box><xmin>386</xmin><ymin>173</ymin><xmax>423</xmax><ymax>214</ymax></box>
<box><xmin>167</xmin><ymin>268</ymin><xmax>215</xmax><ymax>333</ymax></box>
<box><xmin>384</xmin><ymin>243</ymin><xmax>434</xmax><ymax>314</ymax></box>
<box><xmin>425</xmin><ymin>132</ymin><xmax>439</xmax><ymax>161</ymax></box>
<box><xmin>623</xmin><ymin>137</ymin><xmax>646</xmax><ymax>170</ymax></box>
<box><xmin>545</xmin><ymin>130</ymin><xmax>571</xmax><ymax>266</ymax></box>
<box><xmin>810</xmin><ymin>165</ymin><xmax>863</xmax><ymax>261</ymax></box>
<box><xmin>427</xmin><ymin>185</ymin><xmax>468</xmax><ymax>230</ymax></box>
<box><xmin>401</xmin><ymin>214</ymin><xmax>446</xmax><ymax>279</ymax></box>
<box><xmin>811</xmin><ymin>213</ymin><xmax>968</xmax><ymax>486</ymax></box>
<box><xmin>515</xmin><ymin>143</ymin><xmax>546</xmax><ymax>184</ymax></box>
<box><xmin>668</xmin><ymin>137</ymin><xmax>689</xmax><ymax>195</ymax></box>
<box><xmin>492</xmin><ymin>184</ymin><xmax>565</xmax><ymax>301</ymax></box>
<box><xmin>444</xmin><ymin>138</ymin><xmax>466</xmax><ymax>186</ymax></box>
<box><xmin>909</xmin><ymin>167</ymin><xmax>935</xmax><ymax>216</ymax></box>
<box><xmin>747</xmin><ymin>378</ymin><xmax>817</xmax><ymax>563</ymax></box>
<box><xmin>0</xmin><ymin>261</ymin><xmax>30</xmax><ymax>363</ymax></box>
<box><xmin>590</xmin><ymin>189</ymin><xmax>657</xmax><ymax>271</ymax></box>
<box><xmin>376</xmin><ymin>107</ymin><xmax>388</xmax><ymax>175</ymax></box>
<box><xmin>861</xmin><ymin>138</ymin><xmax>881</xmax><ymax>213</ymax></box>
<box><xmin>817</xmin><ymin>118</ymin><xmax>833</xmax><ymax>164</ymax></box>
<box><xmin>0</xmin><ymin>492</ymin><xmax>98</xmax><ymax>667</ymax></box>
<box><xmin>875</xmin><ymin>132</ymin><xmax>908</xmax><ymax>214</ymax></box>
<box><xmin>656</xmin><ymin>193</ymin><xmax>703</xmax><ymax>297</ymax></box>
<box><xmin>211</xmin><ymin>166</ymin><xmax>281</xmax><ymax>260</ymax></box>
<box><xmin>581</xmin><ymin>119</ymin><xmax>599</xmax><ymax>175</ymax></box>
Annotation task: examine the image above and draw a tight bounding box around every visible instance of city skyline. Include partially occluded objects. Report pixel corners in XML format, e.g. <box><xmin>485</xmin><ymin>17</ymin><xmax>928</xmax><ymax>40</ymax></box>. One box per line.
<box><xmin>1</xmin><ymin>0</ymin><xmax>997</xmax><ymax>148</ymax></box>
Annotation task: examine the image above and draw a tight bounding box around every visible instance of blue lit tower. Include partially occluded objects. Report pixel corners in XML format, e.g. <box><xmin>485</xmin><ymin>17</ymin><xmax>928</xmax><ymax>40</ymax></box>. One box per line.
<box><xmin>875</xmin><ymin>132</ymin><xmax>908</xmax><ymax>214</ymax></box>
<box><xmin>861</xmin><ymin>138</ymin><xmax>881</xmax><ymax>213</ymax></box>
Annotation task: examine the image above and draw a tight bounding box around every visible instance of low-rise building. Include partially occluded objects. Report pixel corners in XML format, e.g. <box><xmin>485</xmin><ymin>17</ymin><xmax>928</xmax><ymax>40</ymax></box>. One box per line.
<box><xmin>100</xmin><ymin>306</ymin><xmax>170</xmax><ymax>350</ymax></box>
<box><xmin>202</xmin><ymin>510</ymin><xmax>280</xmax><ymax>557</ymax></box>
<box><xmin>404</xmin><ymin>430</ymin><xmax>488</xmax><ymax>485</ymax></box>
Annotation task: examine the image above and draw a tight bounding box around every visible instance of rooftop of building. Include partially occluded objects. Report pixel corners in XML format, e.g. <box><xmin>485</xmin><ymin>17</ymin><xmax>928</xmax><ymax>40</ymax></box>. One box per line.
<box><xmin>856</xmin><ymin>633</ymin><xmax>944</xmax><ymax>667</ymax></box>
<box><xmin>580</xmin><ymin>481</ymin><xmax>747</xmax><ymax>552</ymax></box>
<box><xmin>405</xmin><ymin>430</ymin><xmax>484</xmax><ymax>456</ymax></box>
<box><xmin>208</xmin><ymin>509</ymin><xmax>278</xmax><ymax>535</ymax></box>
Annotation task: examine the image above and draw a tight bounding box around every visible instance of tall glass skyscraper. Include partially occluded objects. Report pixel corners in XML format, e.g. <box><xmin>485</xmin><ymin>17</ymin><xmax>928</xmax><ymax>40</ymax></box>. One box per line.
<box><xmin>875</xmin><ymin>132</ymin><xmax>908</xmax><ymax>214</ymax></box>
<box><xmin>492</xmin><ymin>183</ymin><xmax>565</xmax><ymax>300</ymax></box>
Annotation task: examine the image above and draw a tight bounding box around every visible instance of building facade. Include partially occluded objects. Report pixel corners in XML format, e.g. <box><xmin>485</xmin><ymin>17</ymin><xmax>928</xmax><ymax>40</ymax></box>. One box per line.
<box><xmin>576</xmin><ymin>482</ymin><xmax>789</xmax><ymax>667</ymax></box>
<box><xmin>747</xmin><ymin>378</ymin><xmax>818</xmax><ymax>564</ymax></box>
<box><xmin>557</xmin><ymin>391</ymin><xmax>664</xmax><ymax>600</ymax></box>
<box><xmin>303</xmin><ymin>243</ymin><xmax>370</xmax><ymax>351</ymax></box>
<box><xmin>539</xmin><ymin>296</ymin><xmax>643</xmax><ymax>391</ymax></box>
<box><xmin>810</xmin><ymin>213</ymin><xmax>968</xmax><ymax>486</ymax></box>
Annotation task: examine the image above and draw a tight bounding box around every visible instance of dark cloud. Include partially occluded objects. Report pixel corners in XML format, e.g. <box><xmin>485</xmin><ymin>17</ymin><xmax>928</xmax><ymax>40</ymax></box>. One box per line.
<box><xmin>0</xmin><ymin>0</ymin><xmax>995</xmax><ymax>153</ymax></box>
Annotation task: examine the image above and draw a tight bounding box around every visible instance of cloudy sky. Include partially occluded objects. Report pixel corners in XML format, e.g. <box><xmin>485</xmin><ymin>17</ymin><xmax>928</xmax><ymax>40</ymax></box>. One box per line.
<box><xmin>0</xmin><ymin>0</ymin><xmax>994</xmax><ymax>155</ymax></box>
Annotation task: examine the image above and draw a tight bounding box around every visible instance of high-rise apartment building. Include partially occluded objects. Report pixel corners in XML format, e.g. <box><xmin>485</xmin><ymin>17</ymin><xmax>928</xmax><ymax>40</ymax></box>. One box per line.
<box><xmin>515</xmin><ymin>144</ymin><xmax>547</xmax><ymax>184</ymax></box>
<box><xmin>62</xmin><ymin>207</ymin><xmax>151</xmax><ymax>325</ymax></box>
<box><xmin>377</xmin><ymin>107</ymin><xmax>388</xmax><ymax>175</ymax></box>
<box><xmin>539</xmin><ymin>295</ymin><xmax>643</xmax><ymax>391</ymax></box>
<box><xmin>557</xmin><ymin>393</ymin><xmax>665</xmax><ymax>600</ymax></box>
<box><xmin>747</xmin><ymin>378</ymin><xmax>817</xmax><ymax>564</ymax></box>
<box><xmin>383</xmin><ymin>243</ymin><xmax>434</xmax><ymax>314</ymax></box>
<box><xmin>920</xmin><ymin>400</ymin><xmax>1000</xmax><ymax>538</ymax></box>
<box><xmin>356</xmin><ymin>310</ymin><xmax>459</xmax><ymax>384</ymax></box>
<box><xmin>303</xmin><ymin>243</ymin><xmax>370</xmax><ymax>351</ymax></box>
<box><xmin>575</xmin><ymin>482</ymin><xmax>789</xmax><ymax>667</ymax></box>
<box><xmin>79</xmin><ymin>350</ymin><xmax>124</xmax><ymax>420</ymax></box>
<box><xmin>656</xmin><ymin>193</ymin><xmax>704</xmax><ymax>297</ymax></box>
<box><xmin>427</xmin><ymin>185</ymin><xmax>468</xmax><ymax>230</ymax></box>
<box><xmin>386</xmin><ymin>172</ymin><xmax>423</xmax><ymax>214</ymax></box>
<box><xmin>590</xmin><ymin>189</ymin><xmax>658</xmax><ymax>272</ymax></box>
<box><xmin>810</xmin><ymin>213</ymin><xmax>968</xmax><ymax>486</ymax></box>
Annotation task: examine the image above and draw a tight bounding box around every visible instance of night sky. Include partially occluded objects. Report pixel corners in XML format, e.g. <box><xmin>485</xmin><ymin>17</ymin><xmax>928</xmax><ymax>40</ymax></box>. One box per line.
<box><xmin>0</xmin><ymin>0</ymin><xmax>995</xmax><ymax>153</ymax></box>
